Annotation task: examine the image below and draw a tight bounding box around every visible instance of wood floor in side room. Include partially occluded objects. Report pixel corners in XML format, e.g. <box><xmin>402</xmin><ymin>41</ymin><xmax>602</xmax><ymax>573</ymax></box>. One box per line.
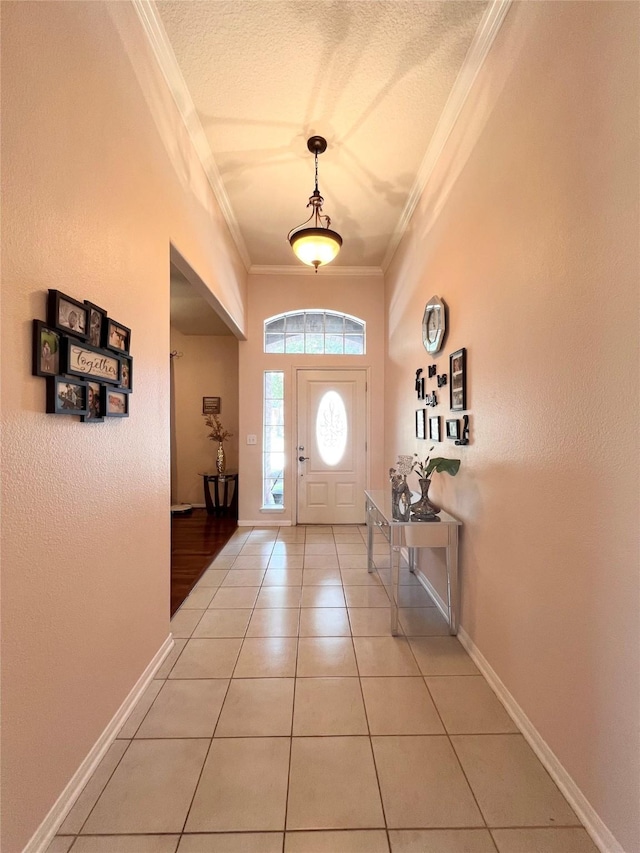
<box><xmin>171</xmin><ymin>508</ymin><xmax>237</xmax><ymax>616</ymax></box>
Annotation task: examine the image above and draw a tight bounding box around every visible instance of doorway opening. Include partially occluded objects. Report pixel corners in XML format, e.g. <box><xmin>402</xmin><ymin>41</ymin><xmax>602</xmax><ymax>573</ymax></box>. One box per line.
<box><xmin>169</xmin><ymin>248</ymin><xmax>241</xmax><ymax>614</ymax></box>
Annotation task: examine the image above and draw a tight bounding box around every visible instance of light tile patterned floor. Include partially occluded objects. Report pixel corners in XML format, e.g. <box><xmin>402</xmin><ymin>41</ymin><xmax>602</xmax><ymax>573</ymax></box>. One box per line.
<box><xmin>49</xmin><ymin>526</ymin><xmax>598</xmax><ymax>853</ymax></box>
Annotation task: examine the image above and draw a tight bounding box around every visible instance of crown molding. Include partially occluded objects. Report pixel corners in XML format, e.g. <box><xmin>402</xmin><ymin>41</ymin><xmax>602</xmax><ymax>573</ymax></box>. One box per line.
<box><xmin>131</xmin><ymin>0</ymin><xmax>252</xmax><ymax>271</ymax></box>
<box><xmin>382</xmin><ymin>0</ymin><xmax>513</xmax><ymax>271</ymax></box>
<box><xmin>249</xmin><ymin>264</ymin><xmax>383</xmax><ymax>278</ymax></box>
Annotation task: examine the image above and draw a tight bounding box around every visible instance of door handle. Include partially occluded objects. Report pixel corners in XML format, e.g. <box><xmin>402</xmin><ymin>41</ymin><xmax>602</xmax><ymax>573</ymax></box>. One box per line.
<box><xmin>298</xmin><ymin>456</ymin><xmax>310</xmax><ymax>462</ymax></box>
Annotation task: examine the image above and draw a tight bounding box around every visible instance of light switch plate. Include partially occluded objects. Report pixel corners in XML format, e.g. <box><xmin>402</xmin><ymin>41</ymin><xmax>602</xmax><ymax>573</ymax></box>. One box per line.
<box><xmin>246</xmin><ymin>434</ymin><xmax>257</xmax><ymax>445</ymax></box>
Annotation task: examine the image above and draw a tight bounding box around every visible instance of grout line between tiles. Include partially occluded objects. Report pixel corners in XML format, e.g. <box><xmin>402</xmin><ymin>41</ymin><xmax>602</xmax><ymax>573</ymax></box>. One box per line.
<box><xmin>177</xmin><ymin>560</ymin><xmax>249</xmax><ymax>834</ymax></box>
<box><xmin>348</xmin><ymin>595</ymin><xmax>391</xmax><ymax>841</ymax></box>
<box><xmin>76</xmin><ymin>524</ymin><xmax>584</xmax><ymax>845</ymax></box>
<box><xmin>72</xmin><ymin>738</ymin><xmax>133</xmax><ymax>838</ymax></box>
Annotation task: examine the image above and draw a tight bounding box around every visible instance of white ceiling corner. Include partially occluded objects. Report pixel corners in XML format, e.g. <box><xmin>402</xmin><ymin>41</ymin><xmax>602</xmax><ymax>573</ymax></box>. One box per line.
<box><xmin>381</xmin><ymin>0</ymin><xmax>512</xmax><ymax>270</ymax></box>
<box><xmin>132</xmin><ymin>0</ymin><xmax>252</xmax><ymax>271</ymax></box>
<box><xmin>134</xmin><ymin>0</ymin><xmax>511</xmax><ymax>274</ymax></box>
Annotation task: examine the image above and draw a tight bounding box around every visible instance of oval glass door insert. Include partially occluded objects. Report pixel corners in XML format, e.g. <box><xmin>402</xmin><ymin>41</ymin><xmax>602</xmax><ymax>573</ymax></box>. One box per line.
<box><xmin>316</xmin><ymin>390</ymin><xmax>348</xmax><ymax>466</ymax></box>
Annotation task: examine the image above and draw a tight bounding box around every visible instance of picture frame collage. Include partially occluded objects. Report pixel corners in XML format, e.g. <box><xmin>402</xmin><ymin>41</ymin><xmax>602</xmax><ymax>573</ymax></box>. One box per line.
<box><xmin>33</xmin><ymin>289</ymin><xmax>133</xmax><ymax>421</ymax></box>
<box><xmin>415</xmin><ymin>346</ymin><xmax>469</xmax><ymax>443</ymax></box>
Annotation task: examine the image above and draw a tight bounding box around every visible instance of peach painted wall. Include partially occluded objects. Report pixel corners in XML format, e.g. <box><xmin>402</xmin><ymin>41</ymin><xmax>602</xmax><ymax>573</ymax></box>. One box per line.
<box><xmin>1</xmin><ymin>3</ymin><xmax>246</xmax><ymax>851</ymax></box>
<box><xmin>384</xmin><ymin>3</ymin><xmax>639</xmax><ymax>851</ymax></box>
<box><xmin>170</xmin><ymin>327</ymin><xmax>239</xmax><ymax>505</ymax></box>
<box><xmin>239</xmin><ymin>273</ymin><xmax>385</xmax><ymax>525</ymax></box>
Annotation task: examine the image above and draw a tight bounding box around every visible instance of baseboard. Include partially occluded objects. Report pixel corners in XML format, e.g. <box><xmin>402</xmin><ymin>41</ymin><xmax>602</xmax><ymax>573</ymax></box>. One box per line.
<box><xmin>457</xmin><ymin>627</ymin><xmax>624</xmax><ymax>853</ymax></box>
<box><xmin>23</xmin><ymin>634</ymin><xmax>174</xmax><ymax>853</ymax></box>
<box><xmin>386</xmin><ymin>546</ymin><xmax>622</xmax><ymax>852</ymax></box>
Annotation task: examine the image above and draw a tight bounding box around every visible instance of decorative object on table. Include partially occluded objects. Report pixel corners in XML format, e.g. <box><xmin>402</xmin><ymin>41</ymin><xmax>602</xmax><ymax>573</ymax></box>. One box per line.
<box><xmin>446</xmin><ymin>419</ymin><xmax>460</xmax><ymax>440</ymax></box>
<box><xmin>389</xmin><ymin>455</ymin><xmax>413</xmax><ymax>521</ymax></box>
<box><xmin>422</xmin><ymin>295</ymin><xmax>446</xmax><ymax>355</ymax></box>
<box><xmin>410</xmin><ymin>452</ymin><xmax>461</xmax><ymax>520</ymax></box>
<box><xmin>416</xmin><ymin>409</ymin><xmax>426</xmax><ymax>440</ymax></box>
<box><xmin>455</xmin><ymin>414</ymin><xmax>470</xmax><ymax>446</ymax></box>
<box><xmin>202</xmin><ymin>396</ymin><xmax>221</xmax><ymax>415</ymax></box>
<box><xmin>429</xmin><ymin>416</ymin><xmax>441</xmax><ymax>442</ymax></box>
<box><xmin>34</xmin><ymin>290</ymin><xmax>133</xmax><ymax>420</ymax></box>
<box><xmin>449</xmin><ymin>347</ymin><xmax>467</xmax><ymax>411</ymax></box>
<box><xmin>288</xmin><ymin>135</ymin><xmax>342</xmax><ymax>272</ymax></box>
<box><xmin>204</xmin><ymin>414</ymin><xmax>233</xmax><ymax>475</ymax></box>
<box><xmin>437</xmin><ymin>373</ymin><xmax>448</xmax><ymax>388</ymax></box>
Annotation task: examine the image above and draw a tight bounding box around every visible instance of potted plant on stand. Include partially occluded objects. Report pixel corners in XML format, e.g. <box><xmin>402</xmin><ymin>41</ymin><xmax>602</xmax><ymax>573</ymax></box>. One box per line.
<box><xmin>204</xmin><ymin>414</ymin><xmax>233</xmax><ymax>475</ymax></box>
<box><xmin>411</xmin><ymin>450</ymin><xmax>460</xmax><ymax>520</ymax></box>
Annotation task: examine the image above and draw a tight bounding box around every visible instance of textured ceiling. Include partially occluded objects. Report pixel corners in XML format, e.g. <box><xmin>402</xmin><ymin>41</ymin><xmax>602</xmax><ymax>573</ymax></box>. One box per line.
<box><xmin>156</xmin><ymin>1</ymin><xmax>489</xmax><ymax>269</ymax></box>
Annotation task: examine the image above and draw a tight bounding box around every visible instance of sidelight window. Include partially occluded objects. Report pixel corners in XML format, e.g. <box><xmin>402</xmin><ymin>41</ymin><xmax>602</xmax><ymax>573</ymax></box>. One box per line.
<box><xmin>263</xmin><ymin>371</ymin><xmax>284</xmax><ymax>508</ymax></box>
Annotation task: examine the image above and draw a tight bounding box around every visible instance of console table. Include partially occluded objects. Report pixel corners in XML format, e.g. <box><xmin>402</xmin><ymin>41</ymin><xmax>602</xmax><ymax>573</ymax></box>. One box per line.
<box><xmin>365</xmin><ymin>490</ymin><xmax>461</xmax><ymax>636</ymax></box>
<box><xmin>200</xmin><ymin>472</ymin><xmax>238</xmax><ymax>518</ymax></box>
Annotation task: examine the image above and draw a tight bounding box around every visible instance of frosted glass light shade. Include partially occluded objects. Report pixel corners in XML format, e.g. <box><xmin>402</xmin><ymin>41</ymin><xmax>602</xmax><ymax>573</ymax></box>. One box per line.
<box><xmin>289</xmin><ymin>227</ymin><xmax>342</xmax><ymax>268</ymax></box>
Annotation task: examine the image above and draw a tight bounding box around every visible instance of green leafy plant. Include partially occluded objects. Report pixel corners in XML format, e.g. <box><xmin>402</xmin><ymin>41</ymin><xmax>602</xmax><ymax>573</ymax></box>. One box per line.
<box><xmin>412</xmin><ymin>451</ymin><xmax>460</xmax><ymax>479</ymax></box>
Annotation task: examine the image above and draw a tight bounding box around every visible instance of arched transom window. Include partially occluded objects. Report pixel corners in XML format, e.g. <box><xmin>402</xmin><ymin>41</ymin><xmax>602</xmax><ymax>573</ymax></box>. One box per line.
<box><xmin>264</xmin><ymin>311</ymin><xmax>366</xmax><ymax>355</ymax></box>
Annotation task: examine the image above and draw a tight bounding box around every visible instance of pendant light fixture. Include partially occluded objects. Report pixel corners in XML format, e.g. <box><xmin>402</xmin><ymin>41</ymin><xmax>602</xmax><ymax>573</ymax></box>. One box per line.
<box><xmin>288</xmin><ymin>136</ymin><xmax>342</xmax><ymax>271</ymax></box>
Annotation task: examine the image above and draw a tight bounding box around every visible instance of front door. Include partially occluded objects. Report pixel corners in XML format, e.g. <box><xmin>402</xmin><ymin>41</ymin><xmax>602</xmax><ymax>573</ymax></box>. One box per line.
<box><xmin>296</xmin><ymin>369</ymin><xmax>367</xmax><ymax>524</ymax></box>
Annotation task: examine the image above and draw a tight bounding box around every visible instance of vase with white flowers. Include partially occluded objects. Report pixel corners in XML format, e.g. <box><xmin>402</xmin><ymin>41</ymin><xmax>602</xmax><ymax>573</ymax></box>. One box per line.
<box><xmin>411</xmin><ymin>450</ymin><xmax>460</xmax><ymax>520</ymax></box>
<box><xmin>204</xmin><ymin>414</ymin><xmax>233</xmax><ymax>475</ymax></box>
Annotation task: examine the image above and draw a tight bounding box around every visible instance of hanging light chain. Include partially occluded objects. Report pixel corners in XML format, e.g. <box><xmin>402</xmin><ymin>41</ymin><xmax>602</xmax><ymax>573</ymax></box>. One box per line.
<box><xmin>287</xmin><ymin>135</ymin><xmax>342</xmax><ymax>270</ymax></box>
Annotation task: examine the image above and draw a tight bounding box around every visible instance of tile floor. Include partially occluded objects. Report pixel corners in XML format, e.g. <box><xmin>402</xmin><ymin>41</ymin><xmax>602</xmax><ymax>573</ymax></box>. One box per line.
<box><xmin>48</xmin><ymin>526</ymin><xmax>598</xmax><ymax>853</ymax></box>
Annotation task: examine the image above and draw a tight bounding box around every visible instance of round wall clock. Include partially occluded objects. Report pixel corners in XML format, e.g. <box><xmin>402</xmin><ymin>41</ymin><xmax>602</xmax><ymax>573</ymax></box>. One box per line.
<box><xmin>422</xmin><ymin>295</ymin><xmax>446</xmax><ymax>355</ymax></box>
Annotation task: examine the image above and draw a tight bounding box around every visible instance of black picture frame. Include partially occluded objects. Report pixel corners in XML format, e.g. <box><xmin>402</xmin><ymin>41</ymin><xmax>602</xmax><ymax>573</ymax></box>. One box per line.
<box><xmin>415</xmin><ymin>409</ymin><xmax>426</xmax><ymax>440</ymax></box>
<box><xmin>84</xmin><ymin>300</ymin><xmax>108</xmax><ymax>349</ymax></box>
<box><xmin>105</xmin><ymin>318</ymin><xmax>131</xmax><ymax>355</ymax></box>
<box><xmin>449</xmin><ymin>347</ymin><xmax>467</xmax><ymax>411</ymax></box>
<box><xmin>429</xmin><ymin>416</ymin><xmax>441</xmax><ymax>442</ymax></box>
<box><xmin>81</xmin><ymin>381</ymin><xmax>106</xmax><ymax>423</ymax></box>
<box><xmin>62</xmin><ymin>337</ymin><xmax>122</xmax><ymax>385</ymax></box>
<box><xmin>47</xmin><ymin>290</ymin><xmax>89</xmax><ymax>340</ymax></box>
<box><xmin>105</xmin><ymin>387</ymin><xmax>130</xmax><ymax>418</ymax></box>
<box><xmin>446</xmin><ymin>419</ymin><xmax>460</xmax><ymax>440</ymax></box>
<box><xmin>119</xmin><ymin>355</ymin><xmax>133</xmax><ymax>392</ymax></box>
<box><xmin>32</xmin><ymin>320</ymin><xmax>62</xmax><ymax>377</ymax></box>
<box><xmin>46</xmin><ymin>376</ymin><xmax>89</xmax><ymax>416</ymax></box>
<box><xmin>203</xmin><ymin>396</ymin><xmax>221</xmax><ymax>415</ymax></box>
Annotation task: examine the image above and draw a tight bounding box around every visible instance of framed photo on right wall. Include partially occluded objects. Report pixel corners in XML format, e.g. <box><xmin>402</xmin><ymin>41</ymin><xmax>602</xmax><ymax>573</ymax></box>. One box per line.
<box><xmin>449</xmin><ymin>347</ymin><xmax>467</xmax><ymax>411</ymax></box>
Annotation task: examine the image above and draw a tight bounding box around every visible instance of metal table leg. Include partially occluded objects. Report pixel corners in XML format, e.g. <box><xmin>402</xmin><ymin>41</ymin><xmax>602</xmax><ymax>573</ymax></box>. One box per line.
<box><xmin>447</xmin><ymin>525</ymin><xmax>459</xmax><ymax>635</ymax></box>
<box><xmin>366</xmin><ymin>499</ymin><xmax>374</xmax><ymax>573</ymax></box>
<box><xmin>390</xmin><ymin>525</ymin><xmax>401</xmax><ymax>636</ymax></box>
